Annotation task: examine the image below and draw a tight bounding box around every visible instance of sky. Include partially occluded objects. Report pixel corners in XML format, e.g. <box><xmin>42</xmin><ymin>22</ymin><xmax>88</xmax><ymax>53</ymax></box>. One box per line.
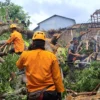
<box><xmin>1</xmin><ymin>0</ymin><xmax>100</xmax><ymax>30</ymax></box>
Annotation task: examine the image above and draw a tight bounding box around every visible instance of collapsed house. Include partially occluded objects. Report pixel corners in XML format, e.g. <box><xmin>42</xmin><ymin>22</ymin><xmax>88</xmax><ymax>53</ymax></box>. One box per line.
<box><xmin>58</xmin><ymin>9</ymin><xmax>100</xmax><ymax>45</ymax></box>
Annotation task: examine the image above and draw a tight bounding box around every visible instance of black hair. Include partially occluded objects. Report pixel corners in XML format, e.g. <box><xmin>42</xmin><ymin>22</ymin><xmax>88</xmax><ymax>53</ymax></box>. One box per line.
<box><xmin>28</xmin><ymin>43</ymin><xmax>33</xmax><ymax>50</ymax></box>
<box><xmin>28</xmin><ymin>39</ymin><xmax>45</xmax><ymax>50</ymax></box>
<box><xmin>70</xmin><ymin>41</ymin><xmax>73</xmax><ymax>44</ymax></box>
<box><xmin>10</xmin><ymin>28</ymin><xmax>17</xmax><ymax>32</ymax></box>
<box><xmin>51</xmin><ymin>36</ymin><xmax>58</xmax><ymax>45</ymax></box>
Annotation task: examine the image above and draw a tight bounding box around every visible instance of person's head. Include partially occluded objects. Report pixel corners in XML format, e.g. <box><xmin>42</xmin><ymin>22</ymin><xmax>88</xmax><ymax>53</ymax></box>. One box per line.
<box><xmin>32</xmin><ymin>31</ymin><xmax>46</xmax><ymax>50</ymax></box>
<box><xmin>73</xmin><ymin>37</ymin><xmax>78</xmax><ymax>45</ymax></box>
<box><xmin>91</xmin><ymin>36</ymin><xmax>95</xmax><ymax>40</ymax></box>
<box><xmin>10</xmin><ymin>24</ymin><xmax>17</xmax><ymax>32</ymax></box>
<box><xmin>70</xmin><ymin>41</ymin><xmax>73</xmax><ymax>44</ymax></box>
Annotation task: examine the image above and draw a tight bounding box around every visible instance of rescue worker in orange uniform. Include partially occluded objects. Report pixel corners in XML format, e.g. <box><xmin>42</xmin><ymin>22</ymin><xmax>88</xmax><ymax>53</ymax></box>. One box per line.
<box><xmin>16</xmin><ymin>31</ymin><xmax>65</xmax><ymax>100</ymax></box>
<box><xmin>3</xmin><ymin>24</ymin><xmax>25</xmax><ymax>54</ymax></box>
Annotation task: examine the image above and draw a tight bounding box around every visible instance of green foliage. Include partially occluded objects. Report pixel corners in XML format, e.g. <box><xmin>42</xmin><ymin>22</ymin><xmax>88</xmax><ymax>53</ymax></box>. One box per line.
<box><xmin>7</xmin><ymin>3</ymin><xmax>30</xmax><ymax>21</ymax></box>
<box><xmin>75</xmin><ymin>61</ymin><xmax>100</xmax><ymax>92</ymax></box>
<box><xmin>57</xmin><ymin>48</ymin><xmax>100</xmax><ymax>100</ymax></box>
<box><xmin>0</xmin><ymin>32</ymin><xmax>10</xmax><ymax>40</ymax></box>
<box><xmin>0</xmin><ymin>0</ymin><xmax>30</xmax><ymax>27</ymax></box>
<box><xmin>0</xmin><ymin>1</ymin><xmax>30</xmax><ymax>99</ymax></box>
<box><xmin>0</xmin><ymin>54</ymin><xmax>19</xmax><ymax>92</ymax></box>
<box><xmin>61</xmin><ymin>56</ymin><xmax>100</xmax><ymax>92</ymax></box>
<box><xmin>5</xmin><ymin>95</ymin><xmax>27</xmax><ymax>100</ymax></box>
<box><xmin>0</xmin><ymin>54</ymin><xmax>27</xmax><ymax>99</ymax></box>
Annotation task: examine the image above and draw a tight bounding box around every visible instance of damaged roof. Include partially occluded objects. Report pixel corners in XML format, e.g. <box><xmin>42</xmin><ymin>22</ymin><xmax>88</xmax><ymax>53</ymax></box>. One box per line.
<box><xmin>38</xmin><ymin>14</ymin><xmax>76</xmax><ymax>25</ymax></box>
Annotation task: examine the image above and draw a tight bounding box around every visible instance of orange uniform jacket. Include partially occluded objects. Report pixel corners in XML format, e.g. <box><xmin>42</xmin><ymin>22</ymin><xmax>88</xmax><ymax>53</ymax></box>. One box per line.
<box><xmin>7</xmin><ymin>30</ymin><xmax>24</xmax><ymax>53</ymax></box>
<box><xmin>16</xmin><ymin>49</ymin><xmax>65</xmax><ymax>92</ymax></box>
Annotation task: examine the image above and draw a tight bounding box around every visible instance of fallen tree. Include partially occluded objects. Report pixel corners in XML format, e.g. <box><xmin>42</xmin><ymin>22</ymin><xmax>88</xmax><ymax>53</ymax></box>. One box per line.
<box><xmin>0</xmin><ymin>23</ymin><xmax>33</xmax><ymax>38</ymax></box>
<box><xmin>0</xmin><ymin>87</ymin><xmax>27</xmax><ymax>99</ymax></box>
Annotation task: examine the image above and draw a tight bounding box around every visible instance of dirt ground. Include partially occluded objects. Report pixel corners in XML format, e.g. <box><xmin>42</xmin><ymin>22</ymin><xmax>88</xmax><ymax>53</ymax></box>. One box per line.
<box><xmin>66</xmin><ymin>93</ymin><xmax>100</xmax><ymax>100</ymax></box>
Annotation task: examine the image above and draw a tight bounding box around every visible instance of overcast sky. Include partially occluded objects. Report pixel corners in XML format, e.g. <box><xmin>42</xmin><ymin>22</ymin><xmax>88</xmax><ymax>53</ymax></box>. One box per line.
<box><xmin>1</xmin><ymin>0</ymin><xmax>100</xmax><ymax>29</ymax></box>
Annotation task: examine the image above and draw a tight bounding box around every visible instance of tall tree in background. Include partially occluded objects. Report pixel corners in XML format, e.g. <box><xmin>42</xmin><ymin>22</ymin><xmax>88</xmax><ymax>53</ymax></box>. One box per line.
<box><xmin>0</xmin><ymin>0</ymin><xmax>30</xmax><ymax>27</ymax></box>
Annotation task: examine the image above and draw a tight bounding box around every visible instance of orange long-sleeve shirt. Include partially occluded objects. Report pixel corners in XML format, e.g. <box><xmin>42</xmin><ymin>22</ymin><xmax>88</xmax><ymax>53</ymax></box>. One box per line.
<box><xmin>7</xmin><ymin>30</ymin><xmax>24</xmax><ymax>53</ymax></box>
<box><xmin>16</xmin><ymin>49</ymin><xmax>65</xmax><ymax>92</ymax></box>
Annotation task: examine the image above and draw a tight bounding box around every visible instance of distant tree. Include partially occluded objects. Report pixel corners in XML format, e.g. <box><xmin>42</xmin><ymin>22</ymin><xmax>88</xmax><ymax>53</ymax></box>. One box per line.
<box><xmin>7</xmin><ymin>3</ymin><xmax>30</xmax><ymax>21</ymax></box>
<box><xmin>0</xmin><ymin>0</ymin><xmax>30</xmax><ymax>27</ymax></box>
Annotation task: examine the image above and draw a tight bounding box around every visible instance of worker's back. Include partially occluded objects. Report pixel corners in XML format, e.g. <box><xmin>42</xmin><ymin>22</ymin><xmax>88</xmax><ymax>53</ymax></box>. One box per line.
<box><xmin>16</xmin><ymin>31</ymin><xmax>64</xmax><ymax>100</ymax></box>
<box><xmin>17</xmin><ymin>49</ymin><xmax>58</xmax><ymax>92</ymax></box>
<box><xmin>8</xmin><ymin>30</ymin><xmax>24</xmax><ymax>52</ymax></box>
